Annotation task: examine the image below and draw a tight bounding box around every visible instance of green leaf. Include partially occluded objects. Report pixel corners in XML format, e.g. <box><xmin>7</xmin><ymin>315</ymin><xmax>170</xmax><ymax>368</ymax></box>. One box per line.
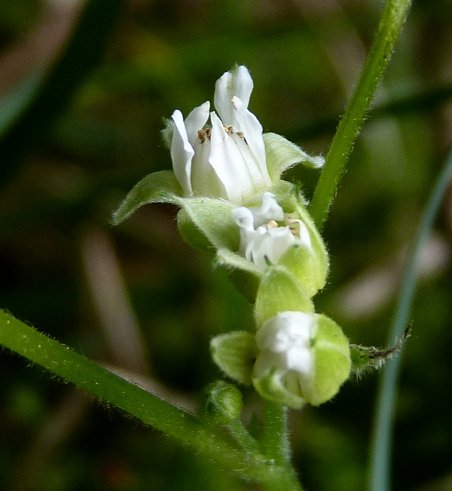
<box><xmin>264</xmin><ymin>132</ymin><xmax>324</xmax><ymax>182</ymax></box>
<box><xmin>255</xmin><ymin>266</ymin><xmax>314</xmax><ymax>327</ymax></box>
<box><xmin>112</xmin><ymin>170</ymin><xmax>182</xmax><ymax>225</ymax></box>
<box><xmin>210</xmin><ymin>331</ymin><xmax>258</xmax><ymax>385</ymax></box>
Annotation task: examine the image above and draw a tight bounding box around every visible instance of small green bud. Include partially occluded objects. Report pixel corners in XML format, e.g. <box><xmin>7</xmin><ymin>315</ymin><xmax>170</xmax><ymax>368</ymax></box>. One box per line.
<box><xmin>203</xmin><ymin>381</ymin><xmax>243</xmax><ymax>424</ymax></box>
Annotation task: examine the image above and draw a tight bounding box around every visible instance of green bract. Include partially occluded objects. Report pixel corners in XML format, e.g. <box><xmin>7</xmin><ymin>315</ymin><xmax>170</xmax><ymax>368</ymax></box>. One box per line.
<box><xmin>210</xmin><ymin>331</ymin><xmax>257</xmax><ymax>385</ymax></box>
<box><xmin>254</xmin><ymin>266</ymin><xmax>314</xmax><ymax>326</ymax></box>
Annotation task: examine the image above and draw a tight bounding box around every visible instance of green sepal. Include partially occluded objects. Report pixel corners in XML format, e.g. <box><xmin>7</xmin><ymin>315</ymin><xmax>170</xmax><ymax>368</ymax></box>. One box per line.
<box><xmin>306</xmin><ymin>314</ymin><xmax>351</xmax><ymax>406</ymax></box>
<box><xmin>262</xmin><ymin>182</ymin><xmax>329</xmax><ymax>297</ymax></box>
<box><xmin>282</xmin><ymin>193</ymin><xmax>329</xmax><ymax>296</ymax></box>
<box><xmin>177</xmin><ymin>197</ymin><xmax>239</xmax><ymax>252</ymax></box>
<box><xmin>255</xmin><ymin>266</ymin><xmax>314</xmax><ymax>326</ymax></box>
<box><xmin>215</xmin><ymin>248</ymin><xmax>261</xmax><ymax>277</ymax></box>
<box><xmin>210</xmin><ymin>331</ymin><xmax>257</xmax><ymax>385</ymax></box>
<box><xmin>215</xmin><ymin>249</ymin><xmax>261</xmax><ymax>301</ymax></box>
<box><xmin>112</xmin><ymin>170</ymin><xmax>182</xmax><ymax>225</ymax></box>
<box><xmin>252</xmin><ymin>371</ymin><xmax>305</xmax><ymax>409</ymax></box>
<box><xmin>264</xmin><ymin>132</ymin><xmax>324</xmax><ymax>182</ymax></box>
<box><xmin>278</xmin><ymin>243</ymin><xmax>327</xmax><ymax>298</ymax></box>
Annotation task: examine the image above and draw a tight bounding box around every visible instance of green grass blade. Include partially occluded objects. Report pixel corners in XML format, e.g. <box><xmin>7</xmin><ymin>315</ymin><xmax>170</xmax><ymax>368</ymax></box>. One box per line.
<box><xmin>368</xmin><ymin>150</ymin><xmax>452</xmax><ymax>491</ymax></box>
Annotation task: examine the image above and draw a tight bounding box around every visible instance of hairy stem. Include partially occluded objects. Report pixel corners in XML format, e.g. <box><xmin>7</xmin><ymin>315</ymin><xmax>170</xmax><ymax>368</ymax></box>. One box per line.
<box><xmin>309</xmin><ymin>0</ymin><xmax>413</xmax><ymax>228</ymax></box>
<box><xmin>0</xmin><ymin>310</ymin><xmax>298</xmax><ymax>488</ymax></box>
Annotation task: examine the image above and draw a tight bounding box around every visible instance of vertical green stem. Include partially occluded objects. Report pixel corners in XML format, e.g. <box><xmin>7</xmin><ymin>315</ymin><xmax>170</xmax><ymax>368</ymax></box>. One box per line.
<box><xmin>368</xmin><ymin>152</ymin><xmax>452</xmax><ymax>491</ymax></box>
<box><xmin>261</xmin><ymin>401</ymin><xmax>291</xmax><ymax>466</ymax></box>
<box><xmin>309</xmin><ymin>0</ymin><xmax>413</xmax><ymax>229</ymax></box>
<box><xmin>259</xmin><ymin>401</ymin><xmax>302</xmax><ymax>491</ymax></box>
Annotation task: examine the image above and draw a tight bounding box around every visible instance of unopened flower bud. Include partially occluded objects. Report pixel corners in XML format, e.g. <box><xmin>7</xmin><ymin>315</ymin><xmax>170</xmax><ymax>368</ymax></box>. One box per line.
<box><xmin>204</xmin><ymin>381</ymin><xmax>244</xmax><ymax>424</ymax></box>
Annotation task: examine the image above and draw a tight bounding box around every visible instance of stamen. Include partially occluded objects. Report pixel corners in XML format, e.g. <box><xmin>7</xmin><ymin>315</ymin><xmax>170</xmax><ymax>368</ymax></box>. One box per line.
<box><xmin>197</xmin><ymin>128</ymin><xmax>212</xmax><ymax>143</ymax></box>
<box><xmin>267</xmin><ymin>220</ymin><xmax>279</xmax><ymax>229</ymax></box>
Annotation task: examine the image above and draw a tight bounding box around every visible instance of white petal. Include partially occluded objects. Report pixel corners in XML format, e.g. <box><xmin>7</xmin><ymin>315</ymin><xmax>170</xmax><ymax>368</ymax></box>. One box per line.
<box><xmin>170</xmin><ymin>110</ymin><xmax>194</xmax><ymax>196</ymax></box>
<box><xmin>251</xmin><ymin>227</ymin><xmax>296</xmax><ymax>269</ymax></box>
<box><xmin>253</xmin><ymin>351</ymin><xmax>287</xmax><ymax>377</ymax></box>
<box><xmin>190</xmin><ymin>136</ymin><xmax>227</xmax><ymax>199</ymax></box>
<box><xmin>257</xmin><ymin>312</ymin><xmax>314</xmax><ymax>351</ymax></box>
<box><xmin>230</xmin><ymin>97</ymin><xmax>268</xmax><ymax>177</ymax></box>
<box><xmin>184</xmin><ymin>101</ymin><xmax>210</xmax><ymax>147</ymax></box>
<box><xmin>209</xmin><ymin>112</ymin><xmax>259</xmax><ymax>203</ymax></box>
<box><xmin>256</xmin><ymin>311</ymin><xmax>316</xmax><ymax>376</ymax></box>
<box><xmin>232</xmin><ymin>206</ymin><xmax>255</xmax><ymax>231</ymax></box>
<box><xmin>297</xmin><ymin>220</ymin><xmax>312</xmax><ymax>249</ymax></box>
<box><xmin>285</xmin><ymin>347</ymin><xmax>313</xmax><ymax>375</ymax></box>
<box><xmin>249</xmin><ymin>192</ymin><xmax>284</xmax><ymax>227</ymax></box>
<box><xmin>214</xmin><ymin>66</ymin><xmax>253</xmax><ymax>124</ymax></box>
<box><xmin>232</xmin><ymin>206</ymin><xmax>256</xmax><ymax>254</ymax></box>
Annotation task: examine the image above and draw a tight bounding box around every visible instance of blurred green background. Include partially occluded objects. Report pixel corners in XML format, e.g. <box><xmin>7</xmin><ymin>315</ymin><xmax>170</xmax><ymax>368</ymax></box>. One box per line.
<box><xmin>0</xmin><ymin>0</ymin><xmax>451</xmax><ymax>490</ymax></box>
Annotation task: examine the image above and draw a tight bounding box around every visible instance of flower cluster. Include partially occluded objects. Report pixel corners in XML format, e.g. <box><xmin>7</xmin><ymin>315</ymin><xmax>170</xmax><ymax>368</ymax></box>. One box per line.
<box><xmin>169</xmin><ymin>66</ymin><xmax>272</xmax><ymax>204</ymax></box>
<box><xmin>114</xmin><ymin>65</ymin><xmax>351</xmax><ymax>408</ymax></box>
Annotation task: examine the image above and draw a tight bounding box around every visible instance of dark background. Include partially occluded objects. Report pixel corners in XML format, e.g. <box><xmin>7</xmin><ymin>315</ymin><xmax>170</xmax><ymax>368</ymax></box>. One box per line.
<box><xmin>0</xmin><ymin>1</ymin><xmax>451</xmax><ymax>490</ymax></box>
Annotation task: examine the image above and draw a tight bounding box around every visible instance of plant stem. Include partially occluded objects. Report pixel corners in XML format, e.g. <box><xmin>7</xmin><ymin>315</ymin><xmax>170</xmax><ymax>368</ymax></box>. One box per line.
<box><xmin>0</xmin><ymin>310</ymin><xmax>298</xmax><ymax>488</ymax></box>
<box><xmin>368</xmin><ymin>151</ymin><xmax>452</xmax><ymax>491</ymax></box>
<box><xmin>258</xmin><ymin>400</ymin><xmax>302</xmax><ymax>491</ymax></box>
<box><xmin>227</xmin><ymin>419</ymin><xmax>262</xmax><ymax>455</ymax></box>
<box><xmin>261</xmin><ymin>401</ymin><xmax>291</xmax><ymax>465</ymax></box>
<box><xmin>309</xmin><ymin>0</ymin><xmax>413</xmax><ymax>229</ymax></box>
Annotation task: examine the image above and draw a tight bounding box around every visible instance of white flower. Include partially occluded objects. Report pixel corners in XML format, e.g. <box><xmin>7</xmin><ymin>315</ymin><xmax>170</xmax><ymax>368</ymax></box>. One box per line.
<box><xmin>169</xmin><ymin>66</ymin><xmax>272</xmax><ymax>204</ymax></box>
<box><xmin>232</xmin><ymin>192</ymin><xmax>311</xmax><ymax>270</ymax></box>
<box><xmin>254</xmin><ymin>311</ymin><xmax>316</xmax><ymax>385</ymax></box>
<box><xmin>252</xmin><ymin>311</ymin><xmax>351</xmax><ymax>408</ymax></box>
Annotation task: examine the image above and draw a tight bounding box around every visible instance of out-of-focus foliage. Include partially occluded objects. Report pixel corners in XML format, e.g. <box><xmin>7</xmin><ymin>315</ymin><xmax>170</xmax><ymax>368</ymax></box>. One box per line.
<box><xmin>0</xmin><ymin>1</ymin><xmax>450</xmax><ymax>490</ymax></box>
